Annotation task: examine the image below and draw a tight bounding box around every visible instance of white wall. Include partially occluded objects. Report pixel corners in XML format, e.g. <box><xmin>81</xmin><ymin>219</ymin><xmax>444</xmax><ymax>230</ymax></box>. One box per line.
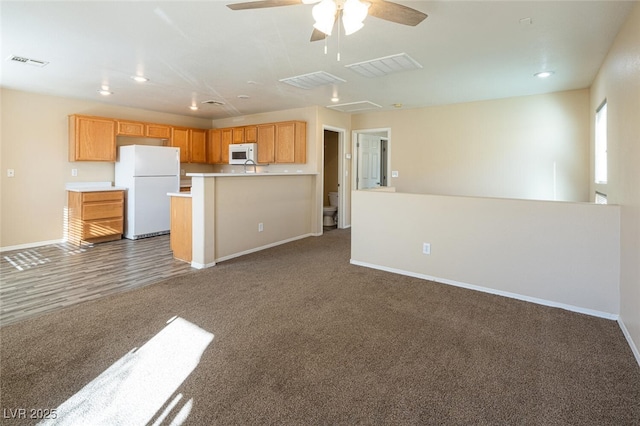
<box><xmin>351</xmin><ymin>190</ymin><xmax>621</xmax><ymax>317</ymax></box>
<box><xmin>351</xmin><ymin>90</ymin><xmax>590</xmax><ymax>202</ymax></box>
<box><xmin>589</xmin><ymin>2</ymin><xmax>640</xmax><ymax>363</ymax></box>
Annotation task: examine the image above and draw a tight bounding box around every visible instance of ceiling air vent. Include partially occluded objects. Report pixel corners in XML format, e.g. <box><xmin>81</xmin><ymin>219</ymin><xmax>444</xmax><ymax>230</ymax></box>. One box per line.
<box><xmin>326</xmin><ymin>101</ymin><xmax>382</xmax><ymax>113</ymax></box>
<box><xmin>345</xmin><ymin>53</ymin><xmax>422</xmax><ymax>78</ymax></box>
<box><xmin>280</xmin><ymin>71</ymin><xmax>346</xmax><ymax>90</ymax></box>
<box><xmin>8</xmin><ymin>55</ymin><xmax>49</xmax><ymax>67</ymax></box>
<box><xmin>201</xmin><ymin>100</ymin><xmax>225</xmax><ymax>106</ymax></box>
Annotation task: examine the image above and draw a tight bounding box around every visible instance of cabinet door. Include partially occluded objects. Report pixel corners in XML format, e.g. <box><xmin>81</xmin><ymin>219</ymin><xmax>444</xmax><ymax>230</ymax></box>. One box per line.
<box><xmin>190</xmin><ymin>129</ymin><xmax>207</xmax><ymax>163</ymax></box>
<box><xmin>275</xmin><ymin>121</ymin><xmax>306</xmax><ymax>164</ymax></box>
<box><xmin>275</xmin><ymin>122</ymin><xmax>296</xmax><ymax>163</ymax></box>
<box><xmin>171</xmin><ymin>127</ymin><xmax>190</xmax><ymax>163</ymax></box>
<box><xmin>245</xmin><ymin>126</ymin><xmax>258</xmax><ymax>143</ymax></box>
<box><xmin>207</xmin><ymin>129</ymin><xmax>222</xmax><ymax>164</ymax></box>
<box><xmin>146</xmin><ymin>124</ymin><xmax>171</xmax><ymax>139</ymax></box>
<box><xmin>257</xmin><ymin>124</ymin><xmax>275</xmax><ymax>164</ymax></box>
<box><xmin>117</xmin><ymin>120</ymin><xmax>145</xmax><ymax>137</ymax></box>
<box><xmin>232</xmin><ymin>127</ymin><xmax>245</xmax><ymax>144</ymax></box>
<box><xmin>221</xmin><ymin>128</ymin><xmax>233</xmax><ymax>163</ymax></box>
<box><xmin>69</xmin><ymin>115</ymin><xmax>116</xmax><ymax>162</ymax></box>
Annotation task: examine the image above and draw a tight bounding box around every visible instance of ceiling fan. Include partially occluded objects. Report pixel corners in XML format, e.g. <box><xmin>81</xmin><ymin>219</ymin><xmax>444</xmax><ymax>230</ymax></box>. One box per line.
<box><xmin>226</xmin><ymin>0</ymin><xmax>427</xmax><ymax>42</ymax></box>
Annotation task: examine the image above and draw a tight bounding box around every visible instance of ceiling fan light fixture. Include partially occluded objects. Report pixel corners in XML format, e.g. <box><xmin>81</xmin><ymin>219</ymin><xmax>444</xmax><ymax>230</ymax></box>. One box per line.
<box><xmin>342</xmin><ymin>0</ymin><xmax>369</xmax><ymax>35</ymax></box>
<box><xmin>342</xmin><ymin>18</ymin><xmax>363</xmax><ymax>35</ymax></box>
<box><xmin>313</xmin><ymin>0</ymin><xmax>337</xmax><ymax>35</ymax></box>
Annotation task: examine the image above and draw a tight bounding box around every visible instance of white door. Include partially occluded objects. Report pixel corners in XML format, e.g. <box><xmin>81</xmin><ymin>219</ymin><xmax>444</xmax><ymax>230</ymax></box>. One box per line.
<box><xmin>357</xmin><ymin>134</ymin><xmax>381</xmax><ymax>189</ymax></box>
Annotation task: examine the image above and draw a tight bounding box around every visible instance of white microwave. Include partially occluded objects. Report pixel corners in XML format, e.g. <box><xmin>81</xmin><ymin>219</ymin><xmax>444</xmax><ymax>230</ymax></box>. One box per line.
<box><xmin>229</xmin><ymin>143</ymin><xmax>258</xmax><ymax>165</ymax></box>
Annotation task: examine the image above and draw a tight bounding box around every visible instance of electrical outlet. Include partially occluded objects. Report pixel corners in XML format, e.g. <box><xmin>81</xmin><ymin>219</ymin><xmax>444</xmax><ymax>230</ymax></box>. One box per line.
<box><xmin>422</xmin><ymin>243</ymin><xmax>431</xmax><ymax>255</ymax></box>
<box><xmin>258</xmin><ymin>223</ymin><xmax>264</xmax><ymax>232</ymax></box>
<box><xmin>7</xmin><ymin>169</ymin><xmax>15</xmax><ymax>178</ymax></box>
<box><xmin>392</xmin><ymin>171</ymin><xmax>399</xmax><ymax>178</ymax></box>
<box><xmin>71</xmin><ymin>168</ymin><xmax>78</xmax><ymax>177</ymax></box>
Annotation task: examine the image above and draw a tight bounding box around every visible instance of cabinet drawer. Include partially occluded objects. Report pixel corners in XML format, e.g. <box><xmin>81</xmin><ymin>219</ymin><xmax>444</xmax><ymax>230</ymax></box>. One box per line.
<box><xmin>82</xmin><ymin>202</ymin><xmax>123</xmax><ymax>220</ymax></box>
<box><xmin>82</xmin><ymin>191</ymin><xmax>124</xmax><ymax>203</ymax></box>
<box><xmin>83</xmin><ymin>219</ymin><xmax>123</xmax><ymax>239</ymax></box>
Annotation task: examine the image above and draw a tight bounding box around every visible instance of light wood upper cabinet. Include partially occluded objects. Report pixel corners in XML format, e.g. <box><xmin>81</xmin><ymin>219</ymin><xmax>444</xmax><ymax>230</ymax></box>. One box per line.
<box><xmin>221</xmin><ymin>128</ymin><xmax>233</xmax><ymax>163</ymax></box>
<box><xmin>146</xmin><ymin>123</ymin><xmax>171</xmax><ymax>139</ymax></box>
<box><xmin>117</xmin><ymin>120</ymin><xmax>145</xmax><ymax>137</ymax></box>
<box><xmin>190</xmin><ymin>129</ymin><xmax>207</xmax><ymax>164</ymax></box>
<box><xmin>275</xmin><ymin>121</ymin><xmax>306</xmax><ymax>164</ymax></box>
<box><xmin>245</xmin><ymin>126</ymin><xmax>257</xmax><ymax>143</ymax></box>
<box><xmin>232</xmin><ymin>127</ymin><xmax>245</xmax><ymax>144</ymax></box>
<box><xmin>256</xmin><ymin>124</ymin><xmax>276</xmax><ymax>164</ymax></box>
<box><xmin>207</xmin><ymin>129</ymin><xmax>222</xmax><ymax>164</ymax></box>
<box><xmin>69</xmin><ymin>115</ymin><xmax>116</xmax><ymax>162</ymax></box>
<box><xmin>116</xmin><ymin>120</ymin><xmax>171</xmax><ymax>139</ymax></box>
<box><xmin>171</xmin><ymin>127</ymin><xmax>190</xmax><ymax>163</ymax></box>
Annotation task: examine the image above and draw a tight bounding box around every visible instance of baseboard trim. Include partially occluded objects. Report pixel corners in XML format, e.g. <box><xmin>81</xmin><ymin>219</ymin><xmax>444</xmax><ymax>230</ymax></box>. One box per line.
<box><xmin>191</xmin><ymin>260</ymin><xmax>216</xmax><ymax>269</ymax></box>
<box><xmin>215</xmin><ymin>233</ymin><xmax>315</xmax><ymax>264</ymax></box>
<box><xmin>1</xmin><ymin>239</ymin><xmax>65</xmax><ymax>252</ymax></box>
<box><xmin>349</xmin><ymin>260</ymin><xmax>619</xmax><ymax>320</ymax></box>
<box><xmin>618</xmin><ymin>318</ymin><xmax>640</xmax><ymax>367</ymax></box>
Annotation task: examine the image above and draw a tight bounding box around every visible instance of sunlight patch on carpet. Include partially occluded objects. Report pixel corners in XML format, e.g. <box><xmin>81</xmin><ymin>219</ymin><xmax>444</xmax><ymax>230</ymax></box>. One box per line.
<box><xmin>38</xmin><ymin>317</ymin><xmax>214</xmax><ymax>426</ymax></box>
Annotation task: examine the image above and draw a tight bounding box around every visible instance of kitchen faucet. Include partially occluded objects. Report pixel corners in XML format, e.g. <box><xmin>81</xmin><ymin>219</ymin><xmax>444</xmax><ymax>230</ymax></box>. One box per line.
<box><xmin>244</xmin><ymin>159</ymin><xmax>257</xmax><ymax>174</ymax></box>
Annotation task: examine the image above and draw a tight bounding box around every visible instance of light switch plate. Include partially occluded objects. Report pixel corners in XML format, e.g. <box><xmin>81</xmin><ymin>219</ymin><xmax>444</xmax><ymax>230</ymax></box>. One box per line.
<box><xmin>391</xmin><ymin>171</ymin><xmax>399</xmax><ymax>178</ymax></box>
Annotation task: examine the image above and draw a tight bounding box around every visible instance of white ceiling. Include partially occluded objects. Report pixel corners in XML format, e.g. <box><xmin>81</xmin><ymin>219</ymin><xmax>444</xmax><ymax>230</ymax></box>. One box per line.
<box><xmin>1</xmin><ymin>1</ymin><xmax>635</xmax><ymax>120</ymax></box>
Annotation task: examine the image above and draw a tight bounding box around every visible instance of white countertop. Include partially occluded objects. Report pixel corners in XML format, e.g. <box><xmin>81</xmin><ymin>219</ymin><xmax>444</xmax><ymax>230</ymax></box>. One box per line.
<box><xmin>66</xmin><ymin>182</ymin><xmax>126</xmax><ymax>192</ymax></box>
<box><xmin>187</xmin><ymin>172</ymin><xmax>318</xmax><ymax>177</ymax></box>
<box><xmin>167</xmin><ymin>192</ymin><xmax>192</xmax><ymax>198</ymax></box>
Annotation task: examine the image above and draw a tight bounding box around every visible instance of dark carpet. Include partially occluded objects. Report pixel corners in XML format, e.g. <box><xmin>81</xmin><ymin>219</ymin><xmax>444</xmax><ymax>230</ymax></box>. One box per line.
<box><xmin>1</xmin><ymin>229</ymin><xmax>639</xmax><ymax>425</ymax></box>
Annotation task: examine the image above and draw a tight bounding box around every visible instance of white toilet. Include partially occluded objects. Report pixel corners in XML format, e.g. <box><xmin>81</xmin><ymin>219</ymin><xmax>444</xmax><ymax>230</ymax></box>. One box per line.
<box><xmin>323</xmin><ymin>192</ymin><xmax>339</xmax><ymax>227</ymax></box>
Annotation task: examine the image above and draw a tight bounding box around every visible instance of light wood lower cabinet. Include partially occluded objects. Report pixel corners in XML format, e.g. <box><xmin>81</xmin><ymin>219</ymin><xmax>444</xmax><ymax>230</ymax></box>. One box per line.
<box><xmin>68</xmin><ymin>190</ymin><xmax>124</xmax><ymax>245</ymax></box>
<box><xmin>170</xmin><ymin>195</ymin><xmax>192</xmax><ymax>262</ymax></box>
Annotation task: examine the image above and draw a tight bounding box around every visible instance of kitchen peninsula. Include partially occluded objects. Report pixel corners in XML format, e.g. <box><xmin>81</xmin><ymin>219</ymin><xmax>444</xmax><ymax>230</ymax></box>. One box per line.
<box><xmin>169</xmin><ymin>172</ymin><xmax>318</xmax><ymax>268</ymax></box>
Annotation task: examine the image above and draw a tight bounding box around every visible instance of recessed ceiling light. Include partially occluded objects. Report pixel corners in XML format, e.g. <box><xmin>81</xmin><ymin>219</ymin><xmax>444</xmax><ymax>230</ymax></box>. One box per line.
<box><xmin>131</xmin><ymin>75</ymin><xmax>149</xmax><ymax>83</ymax></box>
<box><xmin>237</xmin><ymin>95</ymin><xmax>250</xmax><ymax>99</ymax></box>
<box><xmin>189</xmin><ymin>105</ymin><xmax>199</xmax><ymax>111</ymax></box>
<box><xmin>534</xmin><ymin>71</ymin><xmax>554</xmax><ymax>78</ymax></box>
<box><xmin>331</xmin><ymin>97</ymin><xmax>340</xmax><ymax>102</ymax></box>
<box><xmin>97</xmin><ymin>89</ymin><xmax>113</xmax><ymax>96</ymax></box>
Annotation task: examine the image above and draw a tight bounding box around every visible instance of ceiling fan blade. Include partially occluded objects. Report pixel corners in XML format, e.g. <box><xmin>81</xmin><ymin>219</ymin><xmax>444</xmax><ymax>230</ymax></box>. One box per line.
<box><xmin>310</xmin><ymin>28</ymin><xmax>327</xmax><ymax>42</ymax></box>
<box><xmin>367</xmin><ymin>0</ymin><xmax>427</xmax><ymax>26</ymax></box>
<box><xmin>227</xmin><ymin>0</ymin><xmax>302</xmax><ymax>11</ymax></box>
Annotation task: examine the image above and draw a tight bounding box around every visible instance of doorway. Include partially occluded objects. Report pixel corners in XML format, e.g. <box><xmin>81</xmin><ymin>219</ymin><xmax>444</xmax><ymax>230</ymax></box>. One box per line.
<box><xmin>322</xmin><ymin>127</ymin><xmax>345</xmax><ymax>230</ymax></box>
<box><xmin>353</xmin><ymin>129</ymin><xmax>390</xmax><ymax>190</ymax></box>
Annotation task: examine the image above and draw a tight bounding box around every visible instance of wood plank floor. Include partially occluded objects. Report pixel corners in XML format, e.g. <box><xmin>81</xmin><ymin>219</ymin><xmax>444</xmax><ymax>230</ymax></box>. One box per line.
<box><xmin>0</xmin><ymin>236</ymin><xmax>195</xmax><ymax>327</ymax></box>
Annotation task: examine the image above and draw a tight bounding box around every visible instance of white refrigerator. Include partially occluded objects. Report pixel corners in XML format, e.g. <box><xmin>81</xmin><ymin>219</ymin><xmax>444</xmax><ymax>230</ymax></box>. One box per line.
<box><xmin>115</xmin><ymin>145</ymin><xmax>180</xmax><ymax>240</ymax></box>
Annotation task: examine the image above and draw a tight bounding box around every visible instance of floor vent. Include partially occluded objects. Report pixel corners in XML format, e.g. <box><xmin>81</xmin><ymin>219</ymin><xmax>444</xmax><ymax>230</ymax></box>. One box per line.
<box><xmin>8</xmin><ymin>55</ymin><xmax>49</xmax><ymax>67</ymax></box>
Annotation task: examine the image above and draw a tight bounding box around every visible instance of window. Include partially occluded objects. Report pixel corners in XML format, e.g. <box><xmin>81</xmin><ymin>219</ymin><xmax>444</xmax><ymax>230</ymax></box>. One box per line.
<box><xmin>595</xmin><ymin>100</ymin><xmax>607</xmax><ymax>184</ymax></box>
